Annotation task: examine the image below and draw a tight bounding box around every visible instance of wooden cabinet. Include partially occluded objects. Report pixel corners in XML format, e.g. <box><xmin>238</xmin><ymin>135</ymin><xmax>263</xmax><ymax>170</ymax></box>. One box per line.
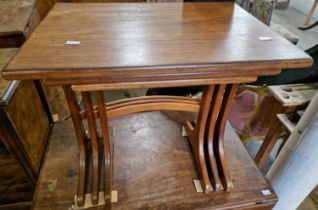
<box><xmin>0</xmin><ymin>49</ymin><xmax>51</xmax><ymax>209</ymax></box>
<box><xmin>0</xmin><ymin>0</ymin><xmax>40</xmax><ymax>48</ymax></box>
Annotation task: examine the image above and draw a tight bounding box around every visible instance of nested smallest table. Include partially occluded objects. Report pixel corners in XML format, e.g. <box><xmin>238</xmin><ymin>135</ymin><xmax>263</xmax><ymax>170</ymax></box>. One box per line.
<box><xmin>2</xmin><ymin>2</ymin><xmax>312</xmax><ymax>208</ymax></box>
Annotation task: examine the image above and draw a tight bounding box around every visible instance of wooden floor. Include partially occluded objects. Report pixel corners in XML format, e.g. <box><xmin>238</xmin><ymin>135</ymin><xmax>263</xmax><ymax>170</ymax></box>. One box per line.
<box><xmin>33</xmin><ymin>111</ymin><xmax>277</xmax><ymax>210</ymax></box>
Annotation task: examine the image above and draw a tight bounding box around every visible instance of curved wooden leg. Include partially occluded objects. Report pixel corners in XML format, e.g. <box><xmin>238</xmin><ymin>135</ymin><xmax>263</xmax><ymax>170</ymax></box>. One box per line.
<box><xmin>214</xmin><ymin>84</ymin><xmax>238</xmax><ymax>191</ymax></box>
<box><xmin>96</xmin><ymin>91</ymin><xmax>112</xmax><ymax>209</ymax></box>
<box><xmin>63</xmin><ymin>86</ymin><xmax>88</xmax><ymax>206</ymax></box>
<box><xmin>187</xmin><ymin>86</ymin><xmax>214</xmax><ymax>193</ymax></box>
<box><xmin>206</xmin><ymin>85</ymin><xmax>225</xmax><ymax>191</ymax></box>
<box><xmin>82</xmin><ymin>92</ymin><xmax>100</xmax><ymax>205</ymax></box>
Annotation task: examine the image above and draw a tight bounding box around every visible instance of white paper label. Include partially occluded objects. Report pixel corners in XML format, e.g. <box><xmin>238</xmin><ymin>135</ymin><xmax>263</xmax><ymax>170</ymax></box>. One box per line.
<box><xmin>65</xmin><ymin>40</ymin><xmax>81</xmax><ymax>45</ymax></box>
<box><xmin>259</xmin><ymin>36</ymin><xmax>273</xmax><ymax>41</ymax></box>
<box><xmin>261</xmin><ymin>189</ymin><xmax>272</xmax><ymax>195</ymax></box>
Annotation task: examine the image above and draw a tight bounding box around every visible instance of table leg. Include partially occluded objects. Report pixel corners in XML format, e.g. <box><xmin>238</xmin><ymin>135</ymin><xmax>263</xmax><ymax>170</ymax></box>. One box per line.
<box><xmin>63</xmin><ymin>86</ymin><xmax>88</xmax><ymax>206</ymax></box>
<box><xmin>185</xmin><ymin>84</ymin><xmax>236</xmax><ymax>192</ymax></box>
<box><xmin>188</xmin><ymin>85</ymin><xmax>214</xmax><ymax>193</ymax></box>
<box><xmin>82</xmin><ymin>92</ymin><xmax>100</xmax><ymax>205</ymax></box>
<box><xmin>206</xmin><ymin>85</ymin><xmax>225</xmax><ymax>191</ymax></box>
<box><xmin>254</xmin><ymin>119</ymin><xmax>284</xmax><ymax>169</ymax></box>
<box><xmin>214</xmin><ymin>84</ymin><xmax>237</xmax><ymax>191</ymax></box>
<box><xmin>64</xmin><ymin>83</ymin><xmax>237</xmax><ymax>205</ymax></box>
<box><xmin>96</xmin><ymin>91</ymin><xmax>113</xmax><ymax>209</ymax></box>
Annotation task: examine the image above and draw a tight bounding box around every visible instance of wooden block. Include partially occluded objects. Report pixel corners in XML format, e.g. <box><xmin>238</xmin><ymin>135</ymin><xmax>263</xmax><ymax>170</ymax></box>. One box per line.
<box><xmin>268</xmin><ymin>83</ymin><xmax>318</xmax><ymax>106</ymax></box>
<box><xmin>193</xmin><ymin>180</ymin><xmax>203</xmax><ymax>193</ymax></box>
<box><xmin>71</xmin><ymin>191</ymin><xmax>118</xmax><ymax>210</ymax></box>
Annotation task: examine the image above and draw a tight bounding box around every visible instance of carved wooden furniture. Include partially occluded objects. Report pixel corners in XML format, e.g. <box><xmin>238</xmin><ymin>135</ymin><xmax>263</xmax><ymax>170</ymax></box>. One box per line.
<box><xmin>0</xmin><ymin>48</ymin><xmax>51</xmax><ymax>209</ymax></box>
<box><xmin>2</xmin><ymin>2</ymin><xmax>312</xmax><ymax>208</ymax></box>
<box><xmin>33</xmin><ymin>112</ymin><xmax>278</xmax><ymax>209</ymax></box>
<box><xmin>255</xmin><ymin>83</ymin><xmax>318</xmax><ymax>169</ymax></box>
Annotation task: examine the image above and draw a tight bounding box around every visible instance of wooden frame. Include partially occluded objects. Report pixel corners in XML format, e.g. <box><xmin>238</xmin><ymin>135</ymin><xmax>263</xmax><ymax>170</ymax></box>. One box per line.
<box><xmin>63</xmin><ymin>82</ymin><xmax>244</xmax><ymax>206</ymax></box>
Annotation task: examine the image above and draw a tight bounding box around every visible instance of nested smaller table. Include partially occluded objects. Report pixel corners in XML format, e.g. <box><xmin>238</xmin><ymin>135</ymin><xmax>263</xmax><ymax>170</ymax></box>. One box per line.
<box><xmin>2</xmin><ymin>2</ymin><xmax>312</xmax><ymax>208</ymax></box>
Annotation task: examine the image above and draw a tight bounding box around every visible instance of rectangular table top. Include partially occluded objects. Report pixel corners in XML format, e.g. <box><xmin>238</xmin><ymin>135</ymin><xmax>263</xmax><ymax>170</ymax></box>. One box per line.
<box><xmin>3</xmin><ymin>3</ymin><xmax>312</xmax><ymax>81</ymax></box>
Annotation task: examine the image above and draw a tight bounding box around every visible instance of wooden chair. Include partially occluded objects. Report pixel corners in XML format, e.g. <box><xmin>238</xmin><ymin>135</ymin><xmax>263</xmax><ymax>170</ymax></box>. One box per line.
<box><xmin>254</xmin><ymin>83</ymin><xmax>318</xmax><ymax>169</ymax></box>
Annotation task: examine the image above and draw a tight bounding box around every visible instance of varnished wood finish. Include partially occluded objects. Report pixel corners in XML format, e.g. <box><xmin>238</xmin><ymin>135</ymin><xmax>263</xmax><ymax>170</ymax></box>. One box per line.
<box><xmin>214</xmin><ymin>84</ymin><xmax>238</xmax><ymax>191</ymax></box>
<box><xmin>63</xmin><ymin>86</ymin><xmax>88</xmax><ymax>206</ymax></box>
<box><xmin>207</xmin><ymin>85</ymin><xmax>225</xmax><ymax>191</ymax></box>
<box><xmin>2</xmin><ymin>2</ymin><xmax>313</xmax><ymax>208</ymax></box>
<box><xmin>191</xmin><ymin>85</ymin><xmax>215</xmax><ymax>193</ymax></box>
<box><xmin>79</xmin><ymin>96</ymin><xmax>200</xmax><ymax>119</ymax></box>
<box><xmin>95</xmin><ymin>91</ymin><xmax>112</xmax><ymax>208</ymax></box>
<box><xmin>69</xmin><ymin>76</ymin><xmax>257</xmax><ymax>90</ymax></box>
<box><xmin>3</xmin><ymin>3</ymin><xmax>312</xmax><ymax>81</ymax></box>
<box><xmin>82</xmin><ymin>92</ymin><xmax>100</xmax><ymax>205</ymax></box>
<box><xmin>33</xmin><ymin>113</ymin><xmax>277</xmax><ymax>210</ymax></box>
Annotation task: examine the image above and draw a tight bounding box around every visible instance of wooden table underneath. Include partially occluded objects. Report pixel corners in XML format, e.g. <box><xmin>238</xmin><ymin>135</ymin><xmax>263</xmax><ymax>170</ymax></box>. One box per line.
<box><xmin>34</xmin><ymin>112</ymin><xmax>277</xmax><ymax>210</ymax></box>
<box><xmin>2</xmin><ymin>2</ymin><xmax>312</xmax><ymax>208</ymax></box>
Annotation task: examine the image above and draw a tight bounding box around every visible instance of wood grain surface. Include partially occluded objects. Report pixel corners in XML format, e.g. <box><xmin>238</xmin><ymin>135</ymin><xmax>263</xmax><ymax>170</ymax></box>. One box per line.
<box><xmin>33</xmin><ymin>112</ymin><xmax>277</xmax><ymax>210</ymax></box>
<box><xmin>4</xmin><ymin>81</ymin><xmax>51</xmax><ymax>174</ymax></box>
<box><xmin>0</xmin><ymin>0</ymin><xmax>36</xmax><ymax>37</ymax></box>
<box><xmin>3</xmin><ymin>3</ymin><xmax>312</xmax><ymax>81</ymax></box>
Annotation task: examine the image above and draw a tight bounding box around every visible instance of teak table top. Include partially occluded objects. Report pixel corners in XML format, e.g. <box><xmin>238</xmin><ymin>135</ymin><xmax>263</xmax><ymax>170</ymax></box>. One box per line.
<box><xmin>2</xmin><ymin>2</ymin><xmax>312</xmax><ymax>81</ymax></box>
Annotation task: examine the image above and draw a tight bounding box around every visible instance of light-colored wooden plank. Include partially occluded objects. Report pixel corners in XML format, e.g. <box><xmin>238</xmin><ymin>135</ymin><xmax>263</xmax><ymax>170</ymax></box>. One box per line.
<box><xmin>268</xmin><ymin>83</ymin><xmax>318</xmax><ymax>106</ymax></box>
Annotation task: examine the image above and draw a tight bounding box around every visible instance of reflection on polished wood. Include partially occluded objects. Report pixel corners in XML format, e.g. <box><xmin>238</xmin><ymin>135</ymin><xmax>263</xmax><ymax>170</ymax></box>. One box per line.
<box><xmin>2</xmin><ymin>2</ymin><xmax>312</xmax><ymax>208</ymax></box>
<box><xmin>33</xmin><ymin>112</ymin><xmax>278</xmax><ymax>210</ymax></box>
<box><xmin>3</xmin><ymin>3</ymin><xmax>311</xmax><ymax>80</ymax></box>
<box><xmin>63</xmin><ymin>83</ymin><xmax>242</xmax><ymax>206</ymax></box>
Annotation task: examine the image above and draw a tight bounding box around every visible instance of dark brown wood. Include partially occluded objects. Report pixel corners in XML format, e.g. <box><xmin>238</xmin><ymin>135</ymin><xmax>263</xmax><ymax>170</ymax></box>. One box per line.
<box><xmin>254</xmin><ymin>117</ymin><xmax>284</xmax><ymax>169</ymax></box>
<box><xmin>189</xmin><ymin>85</ymin><xmax>215</xmax><ymax>193</ymax></box>
<box><xmin>4</xmin><ymin>81</ymin><xmax>51</xmax><ymax>174</ymax></box>
<box><xmin>0</xmin><ymin>48</ymin><xmax>50</xmax><ymax>209</ymax></box>
<box><xmin>33</xmin><ymin>80</ymin><xmax>54</xmax><ymax>124</ymax></box>
<box><xmin>33</xmin><ymin>112</ymin><xmax>278</xmax><ymax>210</ymax></box>
<box><xmin>82</xmin><ymin>92</ymin><xmax>100</xmax><ymax>205</ymax></box>
<box><xmin>0</xmin><ymin>109</ymin><xmax>37</xmax><ymax>187</ymax></box>
<box><xmin>214</xmin><ymin>84</ymin><xmax>238</xmax><ymax>191</ymax></box>
<box><xmin>95</xmin><ymin>91</ymin><xmax>112</xmax><ymax>209</ymax></box>
<box><xmin>0</xmin><ymin>83</ymin><xmax>50</xmax><ymax>207</ymax></box>
<box><xmin>206</xmin><ymin>85</ymin><xmax>225</xmax><ymax>191</ymax></box>
<box><xmin>63</xmin><ymin>86</ymin><xmax>88</xmax><ymax>206</ymax></box>
<box><xmin>3</xmin><ymin>3</ymin><xmax>312</xmax><ymax>81</ymax></box>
